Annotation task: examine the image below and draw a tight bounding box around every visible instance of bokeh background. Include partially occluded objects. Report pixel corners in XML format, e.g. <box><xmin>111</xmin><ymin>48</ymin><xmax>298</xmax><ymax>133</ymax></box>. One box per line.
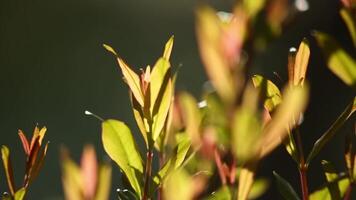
<box><xmin>0</xmin><ymin>0</ymin><xmax>354</xmax><ymax>199</ymax></box>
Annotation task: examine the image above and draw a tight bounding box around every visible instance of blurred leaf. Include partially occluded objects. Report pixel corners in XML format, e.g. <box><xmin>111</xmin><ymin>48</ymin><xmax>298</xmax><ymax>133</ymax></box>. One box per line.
<box><xmin>340</xmin><ymin>8</ymin><xmax>356</xmax><ymax>47</ymax></box>
<box><xmin>273</xmin><ymin>171</ymin><xmax>300</xmax><ymax>200</ymax></box>
<box><xmin>179</xmin><ymin>92</ymin><xmax>202</xmax><ymax>147</ymax></box>
<box><xmin>321</xmin><ymin>160</ymin><xmax>342</xmax><ymax>200</ymax></box>
<box><xmin>248</xmin><ymin>178</ymin><xmax>269</xmax><ymax>199</ymax></box>
<box><xmin>62</xmin><ymin>153</ymin><xmax>83</xmax><ymax>200</ymax></box>
<box><xmin>1</xmin><ymin>145</ymin><xmax>15</xmax><ymax>195</ymax></box>
<box><xmin>163</xmin><ymin>170</ymin><xmax>194</xmax><ymax>200</ymax></box>
<box><xmin>252</xmin><ymin>75</ymin><xmax>282</xmax><ymax>112</ymax></box>
<box><xmin>284</xmin><ymin>131</ymin><xmax>300</xmax><ymax>165</ymax></box>
<box><xmin>260</xmin><ymin>86</ymin><xmax>309</xmax><ymax>157</ymax></box>
<box><xmin>196</xmin><ymin>6</ymin><xmax>236</xmax><ymax>104</ymax></box>
<box><xmin>13</xmin><ymin>188</ymin><xmax>26</xmax><ymax>200</ymax></box>
<box><xmin>95</xmin><ymin>163</ymin><xmax>112</xmax><ymax>200</ymax></box>
<box><xmin>81</xmin><ymin>146</ymin><xmax>98</xmax><ymax>199</ymax></box>
<box><xmin>314</xmin><ymin>31</ymin><xmax>356</xmax><ymax>87</ymax></box>
<box><xmin>238</xmin><ymin>166</ymin><xmax>255</xmax><ymax>200</ymax></box>
<box><xmin>163</xmin><ymin>36</ymin><xmax>174</xmax><ymax>60</ymax></box>
<box><xmin>205</xmin><ymin>186</ymin><xmax>231</xmax><ymax>200</ymax></box>
<box><xmin>243</xmin><ymin>0</ymin><xmax>266</xmax><ymax>19</ymax></box>
<box><xmin>150</xmin><ymin>58</ymin><xmax>173</xmax><ymax>141</ymax></box>
<box><xmin>306</xmin><ymin>97</ymin><xmax>356</xmax><ymax>165</ymax></box>
<box><xmin>344</xmin><ymin>135</ymin><xmax>354</xmax><ymax>181</ymax></box>
<box><xmin>232</xmin><ymin>107</ymin><xmax>261</xmax><ymax>162</ymax></box>
<box><xmin>130</xmin><ymin>93</ymin><xmax>148</xmax><ymax>149</ymax></box>
<box><xmin>309</xmin><ymin>177</ymin><xmax>350</xmax><ymax>200</ymax></box>
<box><xmin>293</xmin><ymin>39</ymin><xmax>310</xmax><ymax>86</ymax></box>
<box><xmin>101</xmin><ymin>119</ymin><xmax>143</xmax><ymax>197</ymax></box>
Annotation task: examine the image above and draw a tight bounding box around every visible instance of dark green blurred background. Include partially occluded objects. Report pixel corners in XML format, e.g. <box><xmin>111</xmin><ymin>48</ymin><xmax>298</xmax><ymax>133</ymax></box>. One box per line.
<box><xmin>0</xmin><ymin>0</ymin><xmax>354</xmax><ymax>199</ymax></box>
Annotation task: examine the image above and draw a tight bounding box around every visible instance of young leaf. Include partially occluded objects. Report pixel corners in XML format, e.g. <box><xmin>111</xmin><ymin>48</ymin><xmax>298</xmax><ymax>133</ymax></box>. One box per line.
<box><xmin>130</xmin><ymin>93</ymin><xmax>148</xmax><ymax>149</ymax></box>
<box><xmin>248</xmin><ymin>178</ymin><xmax>269</xmax><ymax>199</ymax></box>
<box><xmin>1</xmin><ymin>145</ymin><xmax>16</xmax><ymax>195</ymax></box>
<box><xmin>314</xmin><ymin>31</ymin><xmax>356</xmax><ymax>87</ymax></box>
<box><xmin>150</xmin><ymin>58</ymin><xmax>173</xmax><ymax>141</ymax></box>
<box><xmin>238</xmin><ymin>166</ymin><xmax>255</xmax><ymax>200</ymax></box>
<box><xmin>196</xmin><ymin>6</ymin><xmax>236</xmax><ymax>104</ymax></box>
<box><xmin>273</xmin><ymin>171</ymin><xmax>301</xmax><ymax>200</ymax></box>
<box><xmin>293</xmin><ymin>39</ymin><xmax>310</xmax><ymax>86</ymax></box>
<box><xmin>101</xmin><ymin>119</ymin><xmax>143</xmax><ymax>197</ymax></box>
<box><xmin>13</xmin><ymin>188</ymin><xmax>26</xmax><ymax>200</ymax></box>
<box><xmin>252</xmin><ymin>75</ymin><xmax>282</xmax><ymax>112</ymax></box>
<box><xmin>18</xmin><ymin>130</ymin><xmax>30</xmax><ymax>156</ymax></box>
<box><xmin>340</xmin><ymin>8</ymin><xmax>356</xmax><ymax>47</ymax></box>
<box><xmin>95</xmin><ymin>163</ymin><xmax>112</xmax><ymax>200</ymax></box>
<box><xmin>306</xmin><ymin>97</ymin><xmax>356</xmax><ymax>165</ymax></box>
<box><xmin>309</xmin><ymin>177</ymin><xmax>350</xmax><ymax>200</ymax></box>
<box><xmin>259</xmin><ymin>86</ymin><xmax>309</xmax><ymax>157</ymax></box>
<box><xmin>62</xmin><ymin>153</ymin><xmax>83</xmax><ymax>200</ymax></box>
<box><xmin>163</xmin><ymin>36</ymin><xmax>174</xmax><ymax>60</ymax></box>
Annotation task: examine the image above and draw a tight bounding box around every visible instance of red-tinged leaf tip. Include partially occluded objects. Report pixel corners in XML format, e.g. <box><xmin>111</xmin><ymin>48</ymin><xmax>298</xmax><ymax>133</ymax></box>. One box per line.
<box><xmin>81</xmin><ymin>145</ymin><xmax>98</xmax><ymax>200</ymax></box>
<box><xmin>18</xmin><ymin>130</ymin><xmax>30</xmax><ymax>156</ymax></box>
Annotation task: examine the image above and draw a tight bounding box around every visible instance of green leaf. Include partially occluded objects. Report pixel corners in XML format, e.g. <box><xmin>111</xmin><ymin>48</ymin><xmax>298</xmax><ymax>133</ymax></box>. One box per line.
<box><xmin>232</xmin><ymin>107</ymin><xmax>262</xmax><ymax>162</ymax></box>
<box><xmin>150</xmin><ymin>58</ymin><xmax>173</xmax><ymax>141</ymax></box>
<box><xmin>1</xmin><ymin>145</ymin><xmax>16</xmax><ymax>195</ymax></box>
<box><xmin>309</xmin><ymin>177</ymin><xmax>350</xmax><ymax>200</ymax></box>
<box><xmin>260</xmin><ymin>86</ymin><xmax>309</xmax><ymax>158</ymax></box>
<box><xmin>153</xmin><ymin>132</ymin><xmax>191</xmax><ymax>184</ymax></box>
<box><xmin>321</xmin><ymin>160</ymin><xmax>342</xmax><ymax>200</ymax></box>
<box><xmin>163</xmin><ymin>170</ymin><xmax>194</xmax><ymax>200</ymax></box>
<box><xmin>205</xmin><ymin>186</ymin><xmax>231</xmax><ymax>200</ymax></box>
<box><xmin>340</xmin><ymin>8</ymin><xmax>356</xmax><ymax>47</ymax></box>
<box><xmin>252</xmin><ymin>75</ymin><xmax>282</xmax><ymax>112</ymax></box>
<box><xmin>314</xmin><ymin>31</ymin><xmax>356</xmax><ymax>87</ymax></box>
<box><xmin>249</xmin><ymin>178</ymin><xmax>269</xmax><ymax>199</ymax></box>
<box><xmin>130</xmin><ymin>93</ymin><xmax>148</xmax><ymax>149</ymax></box>
<box><xmin>95</xmin><ymin>163</ymin><xmax>112</xmax><ymax>200</ymax></box>
<box><xmin>163</xmin><ymin>36</ymin><xmax>174</xmax><ymax>60</ymax></box>
<box><xmin>306</xmin><ymin>97</ymin><xmax>356</xmax><ymax>165</ymax></box>
<box><xmin>61</xmin><ymin>153</ymin><xmax>83</xmax><ymax>200</ymax></box>
<box><xmin>273</xmin><ymin>171</ymin><xmax>300</xmax><ymax>200</ymax></box>
<box><xmin>179</xmin><ymin>92</ymin><xmax>202</xmax><ymax>147</ymax></box>
<box><xmin>13</xmin><ymin>188</ymin><xmax>26</xmax><ymax>200</ymax></box>
<box><xmin>101</xmin><ymin>119</ymin><xmax>143</xmax><ymax>197</ymax></box>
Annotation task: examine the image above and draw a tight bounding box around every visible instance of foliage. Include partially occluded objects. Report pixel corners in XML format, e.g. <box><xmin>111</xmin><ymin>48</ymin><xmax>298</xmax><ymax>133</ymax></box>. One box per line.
<box><xmin>1</xmin><ymin>0</ymin><xmax>356</xmax><ymax>199</ymax></box>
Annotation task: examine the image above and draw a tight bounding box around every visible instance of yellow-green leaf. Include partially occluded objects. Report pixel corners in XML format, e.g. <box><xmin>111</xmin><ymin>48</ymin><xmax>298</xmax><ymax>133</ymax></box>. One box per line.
<box><xmin>259</xmin><ymin>86</ymin><xmax>309</xmax><ymax>158</ymax></box>
<box><xmin>273</xmin><ymin>171</ymin><xmax>300</xmax><ymax>200</ymax></box>
<box><xmin>321</xmin><ymin>160</ymin><xmax>342</xmax><ymax>200</ymax></box>
<box><xmin>14</xmin><ymin>188</ymin><xmax>26</xmax><ymax>200</ymax></box>
<box><xmin>306</xmin><ymin>97</ymin><xmax>356</xmax><ymax>165</ymax></box>
<box><xmin>163</xmin><ymin>36</ymin><xmax>174</xmax><ymax>60</ymax></box>
<box><xmin>130</xmin><ymin>93</ymin><xmax>148</xmax><ymax>149</ymax></box>
<box><xmin>61</xmin><ymin>154</ymin><xmax>83</xmax><ymax>200</ymax></box>
<box><xmin>252</xmin><ymin>75</ymin><xmax>282</xmax><ymax>112</ymax></box>
<box><xmin>340</xmin><ymin>8</ymin><xmax>356</xmax><ymax>47</ymax></box>
<box><xmin>238</xmin><ymin>166</ymin><xmax>255</xmax><ymax>200</ymax></box>
<box><xmin>196</xmin><ymin>6</ymin><xmax>236</xmax><ymax>104</ymax></box>
<box><xmin>232</xmin><ymin>107</ymin><xmax>261</xmax><ymax>163</ymax></box>
<box><xmin>243</xmin><ymin>0</ymin><xmax>266</xmax><ymax>19</ymax></box>
<box><xmin>248</xmin><ymin>178</ymin><xmax>269</xmax><ymax>199</ymax></box>
<box><xmin>293</xmin><ymin>39</ymin><xmax>310</xmax><ymax>86</ymax></box>
<box><xmin>314</xmin><ymin>31</ymin><xmax>356</xmax><ymax>87</ymax></box>
<box><xmin>95</xmin><ymin>163</ymin><xmax>112</xmax><ymax>200</ymax></box>
<box><xmin>206</xmin><ymin>186</ymin><xmax>231</xmax><ymax>200</ymax></box>
<box><xmin>309</xmin><ymin>178</ymin><xmax>350</xmax><ymax>200</ymax></box>
<box><xmin>150</xmin><ymin>58</ymin><xmax>173</xmax><ymax>141</ymax></box>
<box><xmin>1</xmin><ymin>145</ymin><xmax>15</xmax><ymax>195</ymax></box>
<box><xmin>179</xmin><ymin>92</ymin><xmax>202</xmax><ymax>148</ymax></box>
<box><xmin>163</xmin><ymin>170</ymin><xmax>194</xmax><ymax>200</ymax></box>
<box><xmin>101</xmin><ymin>119</ymin><xmax>143</xmax><ymax>197</ymax></box>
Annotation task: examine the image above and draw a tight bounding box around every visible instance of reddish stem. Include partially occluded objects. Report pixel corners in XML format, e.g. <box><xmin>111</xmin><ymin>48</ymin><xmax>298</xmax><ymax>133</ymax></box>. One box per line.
<box><xmin>295</xmin><ymin>127</ymin><xmax>309</xmax><ymax>200</ymax></box>
<box><xmin>142</xmin><ymin>150</ymin><xmax>153</xmax><ymax>200</ymax></box>
<box><xmin>343</xmin><ymin>184</ymin><xmax>353</xmax><ymax>200</ymax></box>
